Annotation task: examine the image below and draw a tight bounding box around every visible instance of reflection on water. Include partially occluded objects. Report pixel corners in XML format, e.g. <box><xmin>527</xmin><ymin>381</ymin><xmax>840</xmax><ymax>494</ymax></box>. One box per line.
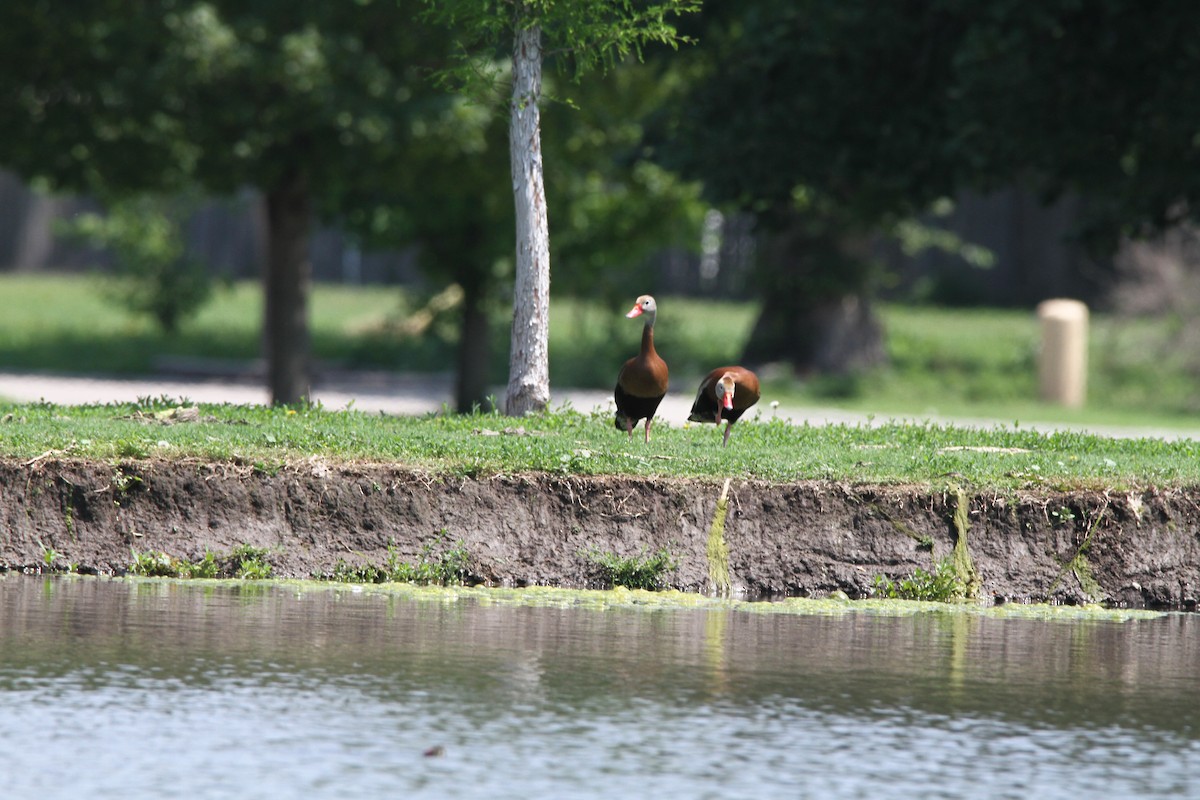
<box><xmin>0</xmin><ymin>575</ymin><xmax>1197</xmax><ymax>799</ymax></box>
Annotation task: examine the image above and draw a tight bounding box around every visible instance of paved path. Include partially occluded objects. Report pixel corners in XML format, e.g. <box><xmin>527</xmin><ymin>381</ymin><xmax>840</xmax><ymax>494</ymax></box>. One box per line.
<box><xmin>0</xmin><ymin>369</ymin><xmax>1196</xmax><ymax>440</ymax></box>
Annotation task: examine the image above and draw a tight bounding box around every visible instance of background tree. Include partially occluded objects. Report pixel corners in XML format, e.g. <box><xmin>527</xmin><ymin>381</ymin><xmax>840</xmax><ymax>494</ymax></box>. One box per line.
<box><xmin>341</xmin><ymin>58</ymin><xmax>703</xmax><ymax>412</ymax></box>
<box><xmin>658</xmin><ymin>0</ymin><xmax>965</xmax><ymax>375</ymax></box>
<box><xmin>0</xmin><ymin>0</ymin><xmax>451</xmax><ymax>404</ymax></box>
<box><xmin>423</xmin><ymin>0</ymin><xmax>699</xmax><ymax>416</ymax></box>
<box><xmin>661</xmin><ymin>0</ymin><xmax>1200</xmax><ymax>376</ymax></box>
<box><xmin>544</xmin><ymin>61</ymin><xmax>705</xmax><ymax>307</ymax></box>
<box><xmin>336</xmin><ymin>97</ymin><xmax>514</xmax><ymax>413</ymax></box>
<box><xmin>944</xmin><ymin>0</ymin><xmax>1200</xmax><ymax>253</ymax></box>
<box><xmin>55</xmin><ymin>194</ymin><xmax>214</xmax><ymax>333</ymax></box>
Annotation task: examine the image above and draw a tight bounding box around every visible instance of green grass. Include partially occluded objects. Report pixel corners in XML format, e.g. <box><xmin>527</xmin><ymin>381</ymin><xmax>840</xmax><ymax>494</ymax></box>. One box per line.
<box><xmin>0</xmin><ymin>274</ymin><xmax>450</xmax><ymax>374</ymax></box>
<box><xmin>1</xmin><ymin>273</ymin><xmax>1199</xmax><ymax>432</ymax></box>
<box><xmin>775</xmin><ymin>304</ymin><xmax>1200</xmax><ymax>430</ymax></box>
<box><xmin>0</xmin><ymin>274</ymin><xmax>754</xmax><ymax>385</ymax></box>
<box><xmin>3</xmin><ymin>397</ymin><xmax>1199</xmax><ymax>490</ymax></box>
<box><xmin>585</xmin><ymin>546</ymin><xmax>679</xmax><ymax>591</ymax></box>
<box><xmin>319</xmin><ymin>532</ymin><xmax>471</xmax><ymax>585</ymax></box>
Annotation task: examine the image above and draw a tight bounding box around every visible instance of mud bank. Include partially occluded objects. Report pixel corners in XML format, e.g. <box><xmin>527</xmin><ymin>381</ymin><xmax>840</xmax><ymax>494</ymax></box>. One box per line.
<box><xmin>1</xmin><ymin>458</ymin><xmax>1198</xmax><ymax>609</ymax></box>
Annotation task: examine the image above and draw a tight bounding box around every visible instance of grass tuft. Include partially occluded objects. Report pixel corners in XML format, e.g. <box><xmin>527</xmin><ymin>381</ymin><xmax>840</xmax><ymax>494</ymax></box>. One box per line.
<box><xmin>585</xmin><ymin>546</ymin><xmax>678</xmax><ymax>591</ymax></box>
<box><xmin>318</xmin><ymin>532</ymin><xmax>470</xmax><ymax>586</ymax></box>
<box><xmin>873</xmin><ymin>559</ymin><xmax>965</xmax><ymax>602</ymax></box>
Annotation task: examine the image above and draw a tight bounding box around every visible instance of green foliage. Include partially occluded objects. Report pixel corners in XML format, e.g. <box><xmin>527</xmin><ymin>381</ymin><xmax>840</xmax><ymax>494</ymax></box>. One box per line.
<box><xmin>542</xmin><ymin>65</ymin><xmax>706</xmax><ymax>305</ymax></box>
<box><xmin>178</xmin><ymin>549</ymin><xmax>222</xmax><ymax>579</ymax></box>
<box><xmin>664</xmin><ymin>0</ymin><xmax>1200</xmax><ymax>262</ymax></box>
<box><xmin>663</xmin><ymin>0</ymin><xmax>960</xmax><ymax>226</ymax></box>
<box><xmin>645</xmin><ymin>0</ymin><xmax>1200</xmax><ymax>376</ymax></box>
<box><xmin>0</xmin><ymin>2</ymin><xmax>192</xmax><ymax>192</ymax></box>
<box><xmin>1049</xmin><ymin>506</ymin><xmax>1077</xmax><ymax>527</ymax></box>
<box><xmin>110</xmin><ymin>468</ymin><xmax>143</xmax><ymax>495</ymax></box>
<box><xmin>228</xmin><ymin>544</ymin><xmax>273</xmax><ymax>580</ymax></box>
<box><xmin>873</xmin><ymin>560</ymin><xmax>964</xmax><ymax>603</ymax></box>
<box><xmin>320</xmin><ymin>533</ymin><xmax>470</xmax><ymax>586</ymax></box>
<box><xmin>55</xmin><ymin>196</ymin><xmax>214</xmax><ymax>333</ymax></box>
<box><xmin>129</xmin><ymin>548</ymin><xmax>181</xmax><ymax>578</ymax></box>
<box><xmin>414</xmin><ymin>0</ymin><xmax>702</xmax><ymax>411</ymax></box>
<box><xmin>586</xmin><ymin>546</ymin><xmax>678</xmax><ymax>590</ymax></box>
<box><xmin>129</xmin><ymin>544</ymin><xmax>272</xmax><ymax>580</ymax></box>
<box><xmin>893</xmin><ymin>200</ymin><xmax>996</xmax><ymax>270</ymax></box>
<box><xmin>422</xmin><ymin>0</ymin><xmax>700</xmax><ymax>96</ymax></box>
<box><xmin>943</xmin><ymin>1</ymin><xmax>1200</xmax><ymax>250</ymax></box>
<box><xmin>37</xmin><ymin>540</ymin><xmax>75</xmax><ymax>573</ymax></box>
<box><xmin>0</xmin><ymin>1</ymin><xmax>460</xmax><ymax>405</ymax></box>
<box><xmin>0</xmin><ymin>2</ymin><xmax>454</xmax><ymax>202</ymax></box>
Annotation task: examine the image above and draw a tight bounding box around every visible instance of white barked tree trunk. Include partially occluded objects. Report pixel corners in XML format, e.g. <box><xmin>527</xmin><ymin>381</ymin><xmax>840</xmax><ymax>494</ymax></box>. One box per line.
<box><xmin>504</xmin><ymin>20</ymin><xmax>551</xmax><ymax>416</ymax></box>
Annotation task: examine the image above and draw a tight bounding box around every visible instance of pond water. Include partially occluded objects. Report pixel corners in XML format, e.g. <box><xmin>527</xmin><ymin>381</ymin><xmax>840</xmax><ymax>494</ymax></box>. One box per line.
<box><xmin>0</xmin><ymin>575</ymin><xmax>1197</xmax><ymax>799</ymax></box>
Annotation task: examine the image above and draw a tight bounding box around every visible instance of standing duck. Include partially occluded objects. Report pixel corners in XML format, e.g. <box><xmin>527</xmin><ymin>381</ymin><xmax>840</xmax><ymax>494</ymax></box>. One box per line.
<box><xmin>614</xmin><ymin>295</ymin><xmax>669</xmax><ymax>442</ymax></box>
<box><xmin>688</xmin><ymin>366</ymin><xmax>761</xmax><ymax>447</ymax></box>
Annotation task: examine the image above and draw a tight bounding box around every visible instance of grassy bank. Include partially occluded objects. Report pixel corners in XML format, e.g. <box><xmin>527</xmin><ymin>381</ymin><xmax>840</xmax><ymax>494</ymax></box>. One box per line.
<box><xmin>1</xmin><ymin>273</ymin><xmax>1198</xmax><ymax>430</ymax></box>
<box><xmin>2</xmin><ymin>398</ymin><xmax>1198</xmax><ymax>489</ymax></box>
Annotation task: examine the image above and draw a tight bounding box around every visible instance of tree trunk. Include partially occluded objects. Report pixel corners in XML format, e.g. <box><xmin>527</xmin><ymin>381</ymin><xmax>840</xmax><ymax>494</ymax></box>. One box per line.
<box><xmin>264</xmin><ymin>170</ymin><xmax>313</xmax><ymax>406</ymax></box>
<box><xmin>742</xmin><ymin>220</ymin><xmax>886</xmax><ymax>375</ymax></box>
<box><xmin>743</xmin><ymin>291</ymin><xmax>885</xmax><ymax>375</ymax></box>
<box><xmin>504</xmin><ymin>19</ymin><xmax>551</xmax><ymax>416</ymax></box>
<box><xmin>456</xmin><ymin>278</ymin><xmax>492</xmax><ymax>413</ymax></box>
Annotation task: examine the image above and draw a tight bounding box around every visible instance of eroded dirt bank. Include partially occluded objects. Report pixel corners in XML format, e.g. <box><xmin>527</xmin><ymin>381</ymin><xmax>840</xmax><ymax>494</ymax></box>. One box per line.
<box><xmin>1</xmin><ymin>458</ymin><xmax>1198</xmax><ymax>608</ymax></box>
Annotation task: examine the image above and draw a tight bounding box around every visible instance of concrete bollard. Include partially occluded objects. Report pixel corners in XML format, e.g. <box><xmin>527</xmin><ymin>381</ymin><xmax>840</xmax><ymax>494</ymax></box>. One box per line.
<box><xmin>1037</xmin><ymin>298</ymin><xmax>1089</xmax><ymax>408</ymax></box>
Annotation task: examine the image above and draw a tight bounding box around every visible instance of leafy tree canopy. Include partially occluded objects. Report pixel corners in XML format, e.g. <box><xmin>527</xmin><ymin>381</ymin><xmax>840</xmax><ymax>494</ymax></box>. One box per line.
<box><xmin>423</xmin><ymin>0</ymin><xmax>700</xmax><ymax>97</ymax></box>
<box><xmin>0</xmin><ymin>1</ymin><xmax>450</xmax><ymax>218</ymax></box>
<box><xmin>664</xmin><ymin>0</ymin><xmax>1200</xmax><ymax>255</ymax></box>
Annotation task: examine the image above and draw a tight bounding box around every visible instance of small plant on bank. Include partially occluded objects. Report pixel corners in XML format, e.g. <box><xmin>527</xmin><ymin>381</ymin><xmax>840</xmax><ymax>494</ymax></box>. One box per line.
<box><xmin>176</xmin><ymin>549</ymin><xmax>221</xmax><ymax>579</ymax></box>
<box><xmin>320</xmin><ymin>532</ymin><xmax>471</xmax><ymax>586</ymax></box>
<box><xmin>129</xmin><ymin>548</ymin><xmax>180</xmax><ymax>578</ymax></box>
<box><xmin>227</xmin><ymin>544</ymin><xmax>273</xmax><ymax>580</ymax></box>
<box><xmin>41</xmin><ymin>543</ymin><xmax>61</xmax><ymax>569</ymax></box>
<box><xmin>128</xmin><ymin>544</ymin><xmax>273</xmax><ymax>580</ymax></box>
<box><xmin>585</xmin><ymin>546</ymin><xmax>678</xmax><ymax>591</ymax></box>
<box><xmin>35</xmin><ymin>541</ymin><xmax>76</xmax><ymax>574</ymax></box>
<box><xmin>873</xmin><ymin>559</ymin><xmax>965</xmax><ymax>602</ymax></box>
<box><xmin>1050</xmin><ymin>506</ymin><xmax>1077</xmax><ymax>527</ymax></box>
<box><xmin>326</xmin><ymin>560</ymin><xmax>387</xmax><ymax>584</ymax></box>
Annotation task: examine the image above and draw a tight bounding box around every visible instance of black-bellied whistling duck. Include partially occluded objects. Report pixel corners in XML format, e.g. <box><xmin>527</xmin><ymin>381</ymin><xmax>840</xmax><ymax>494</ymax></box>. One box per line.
<box><xmin>688</xmin><ymin>366</ymin><xmax>761</xmax><ymax>447</ymax></box>
<box><xmin>614</xmin><ymin>295</ymin><xmax>669</xmax><ymax>443</ymax></box>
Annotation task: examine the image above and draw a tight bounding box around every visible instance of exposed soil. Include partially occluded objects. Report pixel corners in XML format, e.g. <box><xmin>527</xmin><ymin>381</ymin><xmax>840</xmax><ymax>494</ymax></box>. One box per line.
<box><xmin>2</xmin><ymin>457</ymin><xmax>1198</xmax><ymax>609</ymax></box>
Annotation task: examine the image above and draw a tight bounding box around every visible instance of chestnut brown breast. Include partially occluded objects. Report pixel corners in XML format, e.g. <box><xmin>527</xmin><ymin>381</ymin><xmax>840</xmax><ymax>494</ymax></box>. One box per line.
<box><xmin>688</xmin><ymin>365</ymin><xmax>760</xmax><ymax>424</ymax></box>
